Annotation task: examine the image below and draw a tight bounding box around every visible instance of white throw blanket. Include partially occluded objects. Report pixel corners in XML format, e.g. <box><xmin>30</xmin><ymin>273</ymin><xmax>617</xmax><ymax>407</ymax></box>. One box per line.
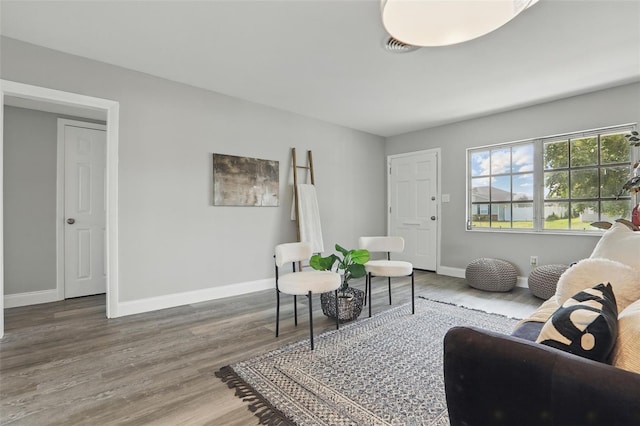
<box><xmin>291</xmin><ymin>184</ymin><xmax>324</xmax><ymax>253</ymax></box>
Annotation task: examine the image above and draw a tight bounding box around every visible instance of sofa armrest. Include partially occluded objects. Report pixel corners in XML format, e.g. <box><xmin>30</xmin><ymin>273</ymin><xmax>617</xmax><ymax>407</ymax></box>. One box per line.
<box><xmin>443</xmin><ymin>326</ymin><xmax>640</xmax><ymax>426</ymax></box>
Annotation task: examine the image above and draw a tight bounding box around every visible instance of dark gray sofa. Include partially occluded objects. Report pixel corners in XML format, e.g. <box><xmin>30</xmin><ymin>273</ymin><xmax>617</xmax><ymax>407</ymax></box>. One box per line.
<box><xmin>443</xmin><ymin>325</ymin><xmax>640</xmax><ymax>426</ymax></box>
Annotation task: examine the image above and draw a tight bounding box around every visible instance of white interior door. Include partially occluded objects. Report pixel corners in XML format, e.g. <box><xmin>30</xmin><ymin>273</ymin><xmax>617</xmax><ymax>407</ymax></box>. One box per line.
<box><xmin>64</xmin><ymin>122</ymin><xmax>106</xmax><ymax>298</ymax></box>
<box><xmin>388</xmin><ymin>150</ymin><xmax>438</xmax><ymax>271</ymax></box>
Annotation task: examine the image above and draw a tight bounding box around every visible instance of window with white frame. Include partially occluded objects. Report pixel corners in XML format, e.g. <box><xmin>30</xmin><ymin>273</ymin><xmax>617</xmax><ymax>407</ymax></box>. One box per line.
<box><xmin>467</xmin><ymin>125</ymin><xmax>638</xmax><ymax>232</ymax></box>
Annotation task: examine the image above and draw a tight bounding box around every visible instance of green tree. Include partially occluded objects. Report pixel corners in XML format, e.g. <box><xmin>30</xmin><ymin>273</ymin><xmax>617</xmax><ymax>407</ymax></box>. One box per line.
<box><xmin>544</xmin><ymin>133</ymin><xmax>632</xmax><ymax>219</ymax></box>
<box><xmin>544</xmin><ymin>140</ymin><xmax>569</xmax><ymax>198</ymax></box>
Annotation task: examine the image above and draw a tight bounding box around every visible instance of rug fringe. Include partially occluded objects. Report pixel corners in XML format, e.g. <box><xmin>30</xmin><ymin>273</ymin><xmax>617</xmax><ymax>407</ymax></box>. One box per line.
<box><xmin>215</xmin><ymin>366</ymin><xmax>295</xmax><ymax>425</ymax></box>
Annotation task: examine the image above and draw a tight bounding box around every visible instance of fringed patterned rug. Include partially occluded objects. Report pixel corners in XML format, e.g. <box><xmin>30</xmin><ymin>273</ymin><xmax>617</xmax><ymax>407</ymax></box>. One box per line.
<box><xmin>215</xmin><ymin>298</ymin><xmax>518</xmax><ymax>425</ymax></box>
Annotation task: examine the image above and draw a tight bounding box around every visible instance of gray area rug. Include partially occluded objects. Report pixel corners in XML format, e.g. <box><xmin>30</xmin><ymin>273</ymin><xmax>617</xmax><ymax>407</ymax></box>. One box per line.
<box><xmin>216</xmin><ymin>298</ymin><xmax>518</xmax><ymax>425</ymax></box>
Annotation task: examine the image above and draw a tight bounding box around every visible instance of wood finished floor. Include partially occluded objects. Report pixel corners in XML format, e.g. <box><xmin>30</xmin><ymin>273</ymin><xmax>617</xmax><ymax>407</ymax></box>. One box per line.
<box><xmin>1</xmin><ymin>272</ymin><xmax>541</xmax><ymax>425</ymax></box>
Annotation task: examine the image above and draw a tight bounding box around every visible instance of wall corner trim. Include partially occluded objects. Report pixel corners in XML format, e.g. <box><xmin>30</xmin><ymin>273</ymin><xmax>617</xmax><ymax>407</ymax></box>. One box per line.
<box><xmin>115</xmin><ymin>278</ymin><xmax>275</xmax><ymax>318</ymax></box>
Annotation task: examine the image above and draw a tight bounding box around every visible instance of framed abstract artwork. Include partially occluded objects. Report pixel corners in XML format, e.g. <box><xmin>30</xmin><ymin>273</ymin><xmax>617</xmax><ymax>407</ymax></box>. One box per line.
<box><xmin>212</xmin><ymin>153</ymin><xmax>279</xmax><ymax>206</ymax></box>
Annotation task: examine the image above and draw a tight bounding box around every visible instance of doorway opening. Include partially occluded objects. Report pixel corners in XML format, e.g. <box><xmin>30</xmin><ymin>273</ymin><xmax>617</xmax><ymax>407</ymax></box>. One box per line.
<box><xmin>1</xmin><ymin>80</ymin><xmax>120</xmax><ymax>338</ymax></box>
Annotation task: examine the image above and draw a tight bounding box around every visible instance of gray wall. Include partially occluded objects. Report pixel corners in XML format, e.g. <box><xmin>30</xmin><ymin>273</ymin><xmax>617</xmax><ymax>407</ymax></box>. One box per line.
<box><xmin>3</xmin><ymin>106</ymin><xmax>58</xmax><ymax>294</ymax></box>
<box><xmin>3</xmin><ymin>34</ymin><xmax>636</xmax><ymax>305</ymax></box>
<box><xmin>386</xmin><ymin>82</ymin><xmax>640</xmax><ymax>276</ymax></box>
<box><xmin>1</xmin><ymin>37</ymin><xmax>387</xmax><ymax>302</ymax></box>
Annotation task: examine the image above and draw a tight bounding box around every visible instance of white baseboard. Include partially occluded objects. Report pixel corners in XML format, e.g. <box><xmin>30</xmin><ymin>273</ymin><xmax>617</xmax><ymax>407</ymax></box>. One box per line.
<box><xmin>4</xmin><ymin>289</ymin><xmax>60</xmax><ymax>308</ymax></box>
<box><xmin>116</xmin><ymin>278</ymin><xmax>274</xmax><ymax>318</ymax></box>
<box><xmin>436</xmin><ymin>265</ymin><xmax>465</xmax><ymax>278</ymax></box>
<box><xmin>5</xmin><ymin>270</ymin><xmax>529</xmax><ymax>316</ymax></box>
<box><xmin>437</xmin><ymin>266</ymin><xmax>528</xmax><ymax>288</ymax></box>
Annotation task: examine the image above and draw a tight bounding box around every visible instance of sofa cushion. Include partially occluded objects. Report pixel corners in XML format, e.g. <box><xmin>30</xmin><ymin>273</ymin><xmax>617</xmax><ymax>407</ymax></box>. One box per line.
<box><xmin>537</xmin><ymin>283</ymin><xmax>618</xmax><ymax>362</ymax></box>
<box><xmin>611</xmin><ymin>299</ymin><xmax>640</xmax><ymax>374</ymax></box>
<box><xmin>516</xmin><ymin>295</ymin><xmax>560</xmax><ymax>328</ymax></box>
<box><xmin>556</xmin><ymin>258</ymin><xmax>640</xmax><ymax>313</ymax></box>
<box><xmin>511</xmin><ymin>321</ymin><xmax>544</xmax><ymax>341</ymax></box>
<box><xmin>590</xmin><ymin>222</ymin><xmax>640</xmax><ymax>271</ymax></box>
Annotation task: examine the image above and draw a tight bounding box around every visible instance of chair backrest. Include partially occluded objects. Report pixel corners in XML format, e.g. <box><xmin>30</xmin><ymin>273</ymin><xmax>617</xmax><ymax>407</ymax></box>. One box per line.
<box><xmin>275</xmin><ymin>242</ymin><xmax>313</xmax><ymax>267</ymax></box>
<box><xmin>358</xmin><ymin>236</ymin><xmax>404</xmax><ymax>253</ymax></box>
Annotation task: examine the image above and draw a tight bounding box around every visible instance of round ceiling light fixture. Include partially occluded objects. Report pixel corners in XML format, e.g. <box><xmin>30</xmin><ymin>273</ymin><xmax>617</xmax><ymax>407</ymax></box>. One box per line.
<box><xmin>381</xmin><ymin>0</ymin><xmax>539</xmax><ymax>47</ymax></box>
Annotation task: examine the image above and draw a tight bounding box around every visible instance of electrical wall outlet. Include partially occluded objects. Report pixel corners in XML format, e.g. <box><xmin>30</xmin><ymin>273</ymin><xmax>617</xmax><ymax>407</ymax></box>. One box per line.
<box><xmin>530</xmin><ymin>256</ymin><xmax>538</xmax><ymax>266</ymax></box>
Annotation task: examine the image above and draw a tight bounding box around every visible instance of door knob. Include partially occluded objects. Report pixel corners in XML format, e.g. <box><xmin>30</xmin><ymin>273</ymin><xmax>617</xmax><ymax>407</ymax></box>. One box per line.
<box><xmin>431</xmin><ymin>216</ymin><xmax>436</xmax><ymax>220</ymax></box>
<box><xmin>67</xmin><ymin>218</ymin><xmax>76</xmax><ymax>224</ymax></box>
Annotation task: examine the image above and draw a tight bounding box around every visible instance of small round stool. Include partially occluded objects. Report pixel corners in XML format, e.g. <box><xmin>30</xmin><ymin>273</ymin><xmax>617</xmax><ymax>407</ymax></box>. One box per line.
<box><xmin>528</xmin><ymin>264</ymin><xmax>569</xmax><ymax>299</ymax></box>
<box><xmin>465</xmin><ymin>258</ymin><xmax>517</xmax><ymax>292</ymax></box>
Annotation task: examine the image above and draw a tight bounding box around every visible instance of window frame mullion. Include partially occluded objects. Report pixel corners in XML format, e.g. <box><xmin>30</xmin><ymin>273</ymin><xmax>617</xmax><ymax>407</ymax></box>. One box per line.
<box><xmin>534</xmin><ymin>139</ymin><xmax>544</xmax><ymax>231</ymax></box>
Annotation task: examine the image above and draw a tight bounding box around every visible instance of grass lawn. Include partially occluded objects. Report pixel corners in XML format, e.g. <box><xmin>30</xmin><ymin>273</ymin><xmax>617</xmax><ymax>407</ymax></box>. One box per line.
<box><xmin>472</xmin><ymin>218</ymin><xmax>594</xmax><ymax>230</ymax></box>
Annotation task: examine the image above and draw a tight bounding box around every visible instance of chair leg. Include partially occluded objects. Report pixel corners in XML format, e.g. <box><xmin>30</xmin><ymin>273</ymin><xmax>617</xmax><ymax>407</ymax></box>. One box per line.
<box><xmin>411</xmin><ymin>270</ymin><xmax>415</xmax><ymax>314</ymax></box>
<box><xmin>368</xmin><ymin>273</ymin><xmax>372</xmax><ymax>317</ymax></box>
<box><xmin>388</xmin><ymin>277</ymin><xmax>392</xmax><ymax>305</ymax></box>
<box><xmin>364</xmin><ymin>274</ymin><xmax>368</xmax><ymax>306</ymax></box>
<box><xmin>275</xmin><ymin>289</ymin><xmax>280</xmax><ymax>337</ymax></box>
<box><xmin>308</xmin><ymin>291</ymin><xmax>314</xmax><ymax>350</ymax></box>
<box><xmin>294</xmin><ymin>295</ymin><xmax>298</xmax><ymax>326</ymax></box>
<box><xmin>335</xmin><ymin>290</ymin><xmax>339</xmax><ymax>330</ymax></box>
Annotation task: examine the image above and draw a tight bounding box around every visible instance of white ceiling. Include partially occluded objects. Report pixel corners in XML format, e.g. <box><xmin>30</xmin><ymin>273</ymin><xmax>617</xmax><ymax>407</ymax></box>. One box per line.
<box><xmin>1</xmin><ymin>0</ymin><xmax>639</xmax><ymax>137</ymax></box>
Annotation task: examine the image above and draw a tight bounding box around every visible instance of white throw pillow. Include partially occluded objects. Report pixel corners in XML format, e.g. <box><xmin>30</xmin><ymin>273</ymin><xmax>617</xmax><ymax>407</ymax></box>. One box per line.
<box><xmin>611</xmin><ymin>299</ymin><xmax>640</xmax><ymax>374</ymax></box>
<box><xmin>590</xmin><ymin>222</ymin><xmax>640</xmax><ymax>271</ymax></box>
<box><xmin>556</xmin><ymin>258</ymin><xmax>640</xmax><ymax>313</ymax></box>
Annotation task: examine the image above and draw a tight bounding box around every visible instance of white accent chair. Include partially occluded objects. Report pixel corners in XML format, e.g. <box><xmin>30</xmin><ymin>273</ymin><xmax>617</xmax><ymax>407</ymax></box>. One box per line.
<box><xmin>358</xmin><ymin>236</ymin><xmax>414</xmax><ymax>317</ymax></box>
<box><xmin>274</xmin><ymin>242</ymin><xmax>341</xmax><ymax>350</ymax></box>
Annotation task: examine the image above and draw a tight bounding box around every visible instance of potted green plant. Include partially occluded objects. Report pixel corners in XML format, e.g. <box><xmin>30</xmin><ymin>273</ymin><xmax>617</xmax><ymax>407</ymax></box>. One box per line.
<box><xmin>310</xmin><ymin>244</ymin><xmax>370</xmax><ymax>322</ymax></box>
<box><xmin>625</xmin><ymin>130</ymin><xmax>640</xmax><ymax>147</ymax></box>
<box><xmin>621</xmin><ymin>131</ymin><xmax>640</xmax><ymax>198</ymax></box>
<box><xmin>593</xmin><ymin>131</ymin><xmax>640</xmax><ymax>230</ymax></box>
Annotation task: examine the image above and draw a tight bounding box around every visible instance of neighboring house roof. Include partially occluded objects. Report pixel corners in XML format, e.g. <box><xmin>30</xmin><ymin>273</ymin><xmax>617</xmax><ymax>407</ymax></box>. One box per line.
<box><xmin>472</xmin><ymin>186</ymin><xmax>512</xmax><ymax>203</ymax></box>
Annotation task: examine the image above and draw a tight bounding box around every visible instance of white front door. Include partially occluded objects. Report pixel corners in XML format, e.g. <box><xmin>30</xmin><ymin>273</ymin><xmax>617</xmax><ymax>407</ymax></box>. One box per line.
<box><xmin>63</xmin><ymin>122</ymin><xmax>107</xmax><ymax>298</ymax></box>
<box><xmin>388</xmin><ymin>150</ymin><xmax>438</xmax><ymax>271</ymax></box>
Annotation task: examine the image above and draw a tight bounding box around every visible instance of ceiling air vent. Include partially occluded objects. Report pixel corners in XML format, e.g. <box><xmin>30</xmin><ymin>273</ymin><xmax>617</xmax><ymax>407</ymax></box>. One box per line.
<box><xmin>383</xmin><ymin>36</ymin><xmax>420</xmax><ymax>53</ymax></box>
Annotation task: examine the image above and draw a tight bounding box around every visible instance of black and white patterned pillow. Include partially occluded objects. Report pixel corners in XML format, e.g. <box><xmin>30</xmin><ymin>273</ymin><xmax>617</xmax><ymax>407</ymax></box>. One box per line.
<box><xmin>536</xmin><ymin>283</ymin><xmax>618</xmax><ymax>362</ymax></box>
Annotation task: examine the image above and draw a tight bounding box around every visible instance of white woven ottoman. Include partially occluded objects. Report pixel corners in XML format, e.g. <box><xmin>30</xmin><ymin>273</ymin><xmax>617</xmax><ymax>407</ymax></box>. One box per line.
<box><xmin>528</xmin><ymin>264</ymin><xmax>569</xmax><ymax>299</ymax></box>
<box><xmin>465</xmin><ymin>258</ymin><xmax>517</xmax><ymax>292</ymax></box>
